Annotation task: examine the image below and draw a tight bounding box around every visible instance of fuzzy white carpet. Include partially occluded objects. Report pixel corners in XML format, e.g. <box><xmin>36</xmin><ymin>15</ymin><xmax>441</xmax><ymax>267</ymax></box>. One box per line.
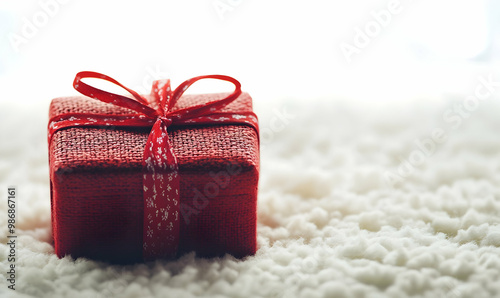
<box><xmin>2</xmin><ymin>94</ymin><xmax>500</xmax><ymax>298</ymax></box>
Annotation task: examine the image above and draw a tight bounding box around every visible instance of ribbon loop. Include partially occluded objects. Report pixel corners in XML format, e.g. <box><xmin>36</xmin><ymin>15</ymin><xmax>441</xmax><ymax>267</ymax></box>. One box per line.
<box><xmin>166</xmin><ymin>75</ymin><xmax>242</xmax><ymax>122</ymax></box>
<box><xmin>74</xmin><ymin>71</ymin><xmax>159</xmax><ymax>119</ymax></box>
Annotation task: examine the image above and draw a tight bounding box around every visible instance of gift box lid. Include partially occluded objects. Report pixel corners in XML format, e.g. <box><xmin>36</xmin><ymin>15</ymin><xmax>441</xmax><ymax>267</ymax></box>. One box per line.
<box><xmin>48</xmin><ymin>92</ymin><xmax>259</xmax><ymax>174</ymax></box>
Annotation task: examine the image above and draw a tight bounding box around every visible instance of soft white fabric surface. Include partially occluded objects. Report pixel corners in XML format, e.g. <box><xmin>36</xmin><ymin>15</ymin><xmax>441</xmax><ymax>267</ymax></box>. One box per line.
<box><xmin>1</xmin><ymin>97</ymin><xmax>500</xmax><ymax>298</ymax></box>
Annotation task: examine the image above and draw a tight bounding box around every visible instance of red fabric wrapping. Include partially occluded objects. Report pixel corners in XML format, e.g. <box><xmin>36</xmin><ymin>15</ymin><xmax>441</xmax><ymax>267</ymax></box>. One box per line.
<box><xmin>48</xmin><ymin>91</ymin><xmax>259</xmax><ymax>263</ymax></box>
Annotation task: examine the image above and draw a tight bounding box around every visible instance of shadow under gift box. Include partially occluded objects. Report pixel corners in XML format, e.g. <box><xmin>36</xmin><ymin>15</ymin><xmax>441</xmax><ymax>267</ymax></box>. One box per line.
<box><xmin>48</xmin><ymin>92</ymin><xmax>259</xmax><ymax>263</ymax></box>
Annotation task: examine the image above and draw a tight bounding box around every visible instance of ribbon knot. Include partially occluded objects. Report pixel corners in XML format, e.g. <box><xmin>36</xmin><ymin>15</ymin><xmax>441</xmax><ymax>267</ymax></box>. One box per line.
<box><xmin>158</xmin><ymin>116</ymin><xmax>173</xmax><ymax>126</ymax></box>
<box><xmin>49</xmin><ymin>71</ymin><xmax>258</xmax><ymax>261</ymax></box>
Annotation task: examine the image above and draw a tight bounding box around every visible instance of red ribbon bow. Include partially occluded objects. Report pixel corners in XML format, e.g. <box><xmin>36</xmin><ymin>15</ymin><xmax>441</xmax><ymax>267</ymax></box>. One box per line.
<box><xmin>48</xmin><ymin>71</ymin><xmax>259</xmax><ymax>260</ymax></box>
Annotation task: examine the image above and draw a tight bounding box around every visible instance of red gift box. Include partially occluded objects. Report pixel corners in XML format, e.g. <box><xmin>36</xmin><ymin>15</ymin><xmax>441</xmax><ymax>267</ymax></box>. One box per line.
<box><xmin>48</xmin><ymin>72</ymin><xmax>259</xmax><ymax>263</ymax></box>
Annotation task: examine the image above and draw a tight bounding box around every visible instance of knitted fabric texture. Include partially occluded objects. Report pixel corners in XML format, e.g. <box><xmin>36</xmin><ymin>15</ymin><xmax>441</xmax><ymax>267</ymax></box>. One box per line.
<box><xmin>48</xmin><ymin>92</ymin><xmax>259</xmax><ymax>263</ymax></box>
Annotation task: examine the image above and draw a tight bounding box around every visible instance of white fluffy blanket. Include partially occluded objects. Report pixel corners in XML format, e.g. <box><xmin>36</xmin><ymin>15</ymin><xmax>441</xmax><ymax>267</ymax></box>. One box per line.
<box><xmin>1</xmin><ymin>96</ymin><xmax>500</xmax><ymax>298</ymax></box>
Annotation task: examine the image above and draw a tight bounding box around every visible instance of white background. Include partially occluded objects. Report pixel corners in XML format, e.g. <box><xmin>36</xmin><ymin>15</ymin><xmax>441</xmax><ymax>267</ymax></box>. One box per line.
<box><xmin>0</xmin><ymin>0</ymin><xmax>499</xmax><ymax>106</ymax></box>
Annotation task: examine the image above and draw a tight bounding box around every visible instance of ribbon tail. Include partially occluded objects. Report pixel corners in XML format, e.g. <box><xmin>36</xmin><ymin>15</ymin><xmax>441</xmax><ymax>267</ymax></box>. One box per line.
<box><xmin>142</xmin><ymin>119</ymin><xmax>180</xmax><ymax>261</ymax></box>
